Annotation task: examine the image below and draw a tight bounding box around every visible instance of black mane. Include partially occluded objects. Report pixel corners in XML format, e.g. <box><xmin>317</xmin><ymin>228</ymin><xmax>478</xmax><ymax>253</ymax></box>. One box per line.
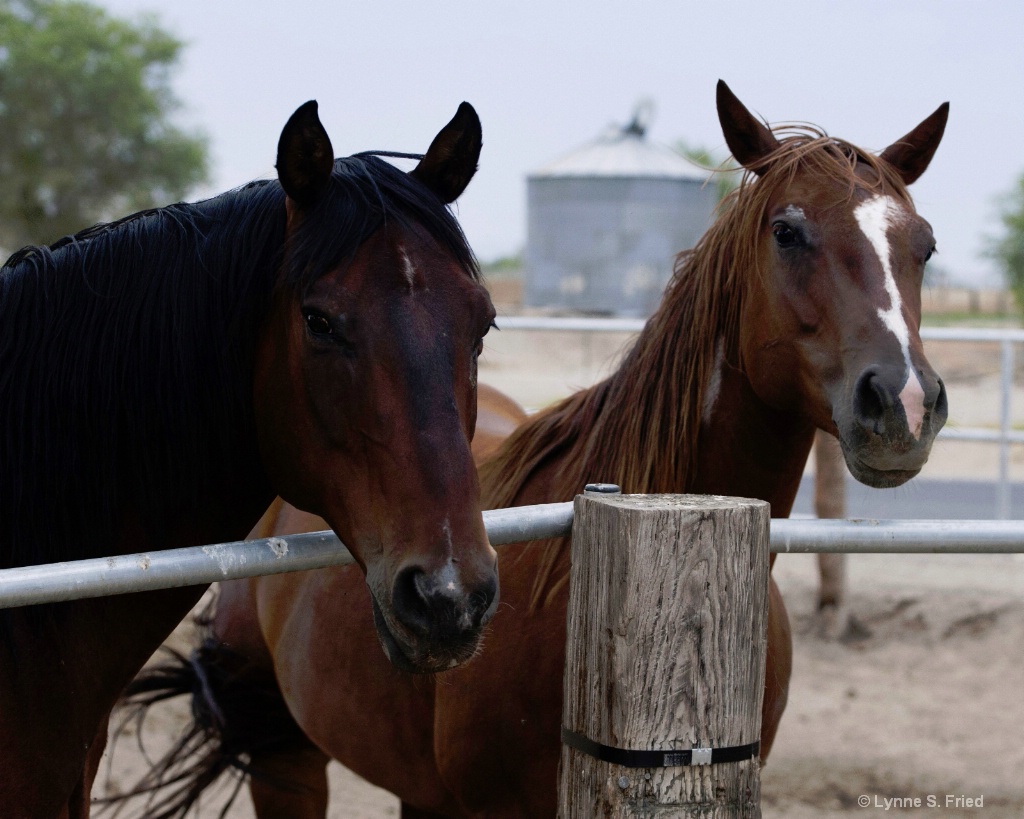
<box><xmin>0</xmin><ymin>153</ymin><xmax>478</xmax><ymax>574</ymax></box>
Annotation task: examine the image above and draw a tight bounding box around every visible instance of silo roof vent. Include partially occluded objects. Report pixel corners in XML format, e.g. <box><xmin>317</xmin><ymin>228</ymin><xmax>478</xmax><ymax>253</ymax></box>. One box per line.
<box><xmin>530</xmin><ymin>100</ymin><xmax>709</xmax><ymax>181</ymax></box>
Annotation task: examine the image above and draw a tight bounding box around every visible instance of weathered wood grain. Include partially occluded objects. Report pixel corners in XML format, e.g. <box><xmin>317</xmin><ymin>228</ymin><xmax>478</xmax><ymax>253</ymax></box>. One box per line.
<box><xmin>559</xmin><ymin>493</ymin><xmax>769</xmax><ymax>818</ymax></box>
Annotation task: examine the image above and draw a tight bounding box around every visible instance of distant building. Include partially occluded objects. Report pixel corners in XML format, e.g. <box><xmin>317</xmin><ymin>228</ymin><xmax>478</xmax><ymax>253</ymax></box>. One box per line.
<box><xmin>525</xmin><ymin>109</ymin><xmax>717</xmax><ymax>316</ymax></box>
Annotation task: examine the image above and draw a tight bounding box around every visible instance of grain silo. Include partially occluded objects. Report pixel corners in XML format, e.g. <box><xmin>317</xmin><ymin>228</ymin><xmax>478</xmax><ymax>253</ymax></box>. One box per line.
<box><xmin>525</xmin><ymin>106</ymin><xmax>717</xmax><ymax>316</ymax></box>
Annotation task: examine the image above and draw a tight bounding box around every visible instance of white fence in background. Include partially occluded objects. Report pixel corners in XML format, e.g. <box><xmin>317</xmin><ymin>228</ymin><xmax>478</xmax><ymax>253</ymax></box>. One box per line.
<box><xmin>495</xmin><ymin>317</ymin><xmax>1024</xmax><ymax>519</ymax></box>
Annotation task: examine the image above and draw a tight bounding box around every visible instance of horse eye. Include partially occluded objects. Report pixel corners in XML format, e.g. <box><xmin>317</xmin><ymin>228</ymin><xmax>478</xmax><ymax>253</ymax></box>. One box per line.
<box><xmin>473</xmin><ymin>319</ymin><xmax>496</xmax><ymax>358</ymax></box>
<box><xmin>305</xmin><ymin>312</ymin><xmax>333</xmax><ymax>336</ymax></box>
<box><xmin>925</xmin><ymin>244</ymin><xmax>937</xmax><ymax>263</ymax></box>
<box><xmin>772</xmin><ymin>222</ymin><xmax>800</xmax><ymax>249</ymax></box>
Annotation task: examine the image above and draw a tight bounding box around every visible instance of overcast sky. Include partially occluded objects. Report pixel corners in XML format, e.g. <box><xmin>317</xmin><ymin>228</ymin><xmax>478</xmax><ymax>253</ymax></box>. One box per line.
<box><xmin>97</xmin><ymin>0</ymin><xmax>1024</xmax><ymax>288</ymax></box>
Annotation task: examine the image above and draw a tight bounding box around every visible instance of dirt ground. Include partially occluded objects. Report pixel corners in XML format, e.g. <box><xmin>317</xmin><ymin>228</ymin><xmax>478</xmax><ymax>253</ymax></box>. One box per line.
<box><xmin>94</xmin><ymin>324</ymin><xmax>1024</xmax><ymax>817</ymax></box>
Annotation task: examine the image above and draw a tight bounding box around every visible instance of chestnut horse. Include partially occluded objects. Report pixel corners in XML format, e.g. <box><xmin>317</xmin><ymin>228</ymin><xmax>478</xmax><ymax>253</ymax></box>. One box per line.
<box><xmin>0</xmin><ymin>101</ymin><xmax>500</xmax><ymax>818</ymax></box>
<box><xmin>115</xmin><ymin>81</ymin><xmax>949</xmax><ymax>818</ymax></box>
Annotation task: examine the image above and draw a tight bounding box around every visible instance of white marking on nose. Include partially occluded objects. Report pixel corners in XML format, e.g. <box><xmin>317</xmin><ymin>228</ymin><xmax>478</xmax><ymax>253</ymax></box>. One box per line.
<box><xmin>434</xmin><ymin>561</ymin><xmax>463</xmax><ymax>599</ymax></box>
<box><xmin>853</xmin><ymin>195</ymin><xmax>926</xmax><ymax>439</ymax></box>
<box><xmin>899</xmin><ymin>377</ymin><xmax>927</xmax><ymax>439</ymax></box>
<box><xmin>437</xmin><ymin>522</ymin><xmax>463</xmax><ymax>593</ymax></box>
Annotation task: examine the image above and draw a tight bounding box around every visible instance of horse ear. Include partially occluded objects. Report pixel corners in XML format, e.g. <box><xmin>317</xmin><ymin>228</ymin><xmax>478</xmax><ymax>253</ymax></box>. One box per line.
<box><xmin>716</xmin><ymin>80</ymin><xmax>780</xmax><ymax>174</ymax></box>
<box><xmin>277</xmin><ymin>101</ymin><xmax>335</xmax><ymax>208</ymax></box>
<box><xmin>879</xmin><ymin>102</ymin><xmax>949</xmax><ymax>185</ymax></box>
<box><xmin>410</xmin><ymin>102</ymin><xmax>482</xmax><ymax>204</ymax></box>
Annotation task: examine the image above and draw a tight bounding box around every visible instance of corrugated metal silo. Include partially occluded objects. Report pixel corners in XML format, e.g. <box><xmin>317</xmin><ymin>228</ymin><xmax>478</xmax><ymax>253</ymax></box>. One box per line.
<box><xmin>525</xmin><ymin>110</ymin><xmax>718</xmax><ymax>316</ymax></box>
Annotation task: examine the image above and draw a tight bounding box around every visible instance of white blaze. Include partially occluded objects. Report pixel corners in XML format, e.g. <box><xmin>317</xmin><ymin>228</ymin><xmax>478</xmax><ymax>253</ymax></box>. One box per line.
<box><xmin>853</xmin><ymin>195</ymin><xmax>927</xmax><ymax>439</ymax></box>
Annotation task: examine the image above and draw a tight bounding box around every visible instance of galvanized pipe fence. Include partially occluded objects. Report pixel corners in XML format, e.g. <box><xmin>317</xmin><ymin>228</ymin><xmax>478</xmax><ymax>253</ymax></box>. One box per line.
<box><xmin>2</xmin><ymin>503</ymin><xmax>1023</xmax><ymax>609</ymax></box>
<box><xmin>496</xmin><ymin>316</ymin><xmax>1024</xmax><ymax>519</ymax></box>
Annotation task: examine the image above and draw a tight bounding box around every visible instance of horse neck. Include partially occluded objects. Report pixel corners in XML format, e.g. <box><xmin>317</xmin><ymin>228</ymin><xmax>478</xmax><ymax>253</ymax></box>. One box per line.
<box><xmin>111</xmin><ymin>217</ymin><xmax>282</xmax><ymax>548</ymax></box>
<box><xmin>583</xmin><ymin>326</ymin><xmax>814</xmax><ymax>515</ymax></box>
<box><xmin>692</xmin><ymin>360</ymin><xmax>816</xmax><ymax>517</ymax></box>
<box><xmin>0</xmin><ymin>191</ymin><xmax>284</xmax><ymax>569</ymax></box>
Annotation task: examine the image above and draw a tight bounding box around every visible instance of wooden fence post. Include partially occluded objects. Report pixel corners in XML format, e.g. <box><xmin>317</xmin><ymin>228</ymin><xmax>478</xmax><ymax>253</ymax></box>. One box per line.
<box><xmin>558</xmin><ymin>493</ymin><xmax>769</xmax><ymax>818</ymax></box>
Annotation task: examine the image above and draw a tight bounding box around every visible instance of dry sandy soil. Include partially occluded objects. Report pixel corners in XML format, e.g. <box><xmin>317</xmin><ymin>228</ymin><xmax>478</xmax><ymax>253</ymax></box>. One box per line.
<box><xmin>94</xmin><ymin>325</ymin><xmax>1024</xmax><ymax>817</ymax></box>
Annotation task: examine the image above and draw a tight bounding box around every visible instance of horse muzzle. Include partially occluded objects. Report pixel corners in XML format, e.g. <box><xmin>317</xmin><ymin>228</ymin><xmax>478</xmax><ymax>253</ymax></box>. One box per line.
<box><xmin>369</xmin><ymin>558</ymin><xmax>499</xmax><ymax>674</ymax></box>
<box><xmin>836</xmin><ymin>364</ymin><xmax>948</xmax><ymax>489</ymax></box>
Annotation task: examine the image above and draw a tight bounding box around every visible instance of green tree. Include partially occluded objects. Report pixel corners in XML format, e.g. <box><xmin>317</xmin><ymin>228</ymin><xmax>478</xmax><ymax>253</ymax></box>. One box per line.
<box><xmin>990</xmin><ymin>174</ymin><xmax>1024</xmax><ymax>312</ymax></box>
<box><xmin>481</xmin><ymin>252</ymin><xmax>523</xmax><ymax>277</ymax></box>
<box><xmin>674</xmin><ymin>140</ymin><xmax>740</xmax><ymax>203</ymax></box>
<box><xmin>0</xmin><ymin>0</ymin><xmax>208</xmax><ymax>249</ymax></box>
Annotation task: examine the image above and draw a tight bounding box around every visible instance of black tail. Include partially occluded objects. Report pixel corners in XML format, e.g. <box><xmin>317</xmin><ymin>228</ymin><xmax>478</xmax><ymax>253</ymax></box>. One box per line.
<box><xmin>100</xmin><ymin>636</ymin><xmax>314</xmax><ymax>818</ymax></box>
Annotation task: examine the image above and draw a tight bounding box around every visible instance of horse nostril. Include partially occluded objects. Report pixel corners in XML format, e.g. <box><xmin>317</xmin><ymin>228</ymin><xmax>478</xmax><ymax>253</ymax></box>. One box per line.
<box><xmin>391</xmin><ymin>566</ymin><xmax>436</xmax><ymax>638</ymax></box>
<box><xmin>933</xmin><ymin>377</ymin><xmax>948</xmax><ymax>420</ymax></box>
<box><xmin>467</xmin><ymin>572</ymin><xmax>498</xmax><ymax>627</ymax></box>
<box><xmin>391</xmin><ymin>565</ymin><xmax>496</xmax><ymax>639</ymax></box>
<box><xmin>853</xmin><ymin>369</ymin><xmax>890</xmax><ymax>435</ymax></box>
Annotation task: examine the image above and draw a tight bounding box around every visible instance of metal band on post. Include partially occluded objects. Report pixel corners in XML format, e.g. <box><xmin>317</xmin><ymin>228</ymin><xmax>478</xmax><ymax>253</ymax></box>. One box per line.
<box><xmin>561</xmin><ymin>727</ymin><xmax>759</xmax><ymax>768</ymax></box>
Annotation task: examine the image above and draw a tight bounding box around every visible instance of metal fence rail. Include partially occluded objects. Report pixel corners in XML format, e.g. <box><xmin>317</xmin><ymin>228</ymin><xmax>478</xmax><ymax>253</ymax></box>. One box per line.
<box><xmin>770</xmin><ymin>517</ymin><xmax>1024</xmax><ymax>553</ymax></box>
<box><xmin>1</xmin><ymin>504</ymin><xmax>1022</xmax><ymax>609</ymax></box>
<box><xmin>0</xmin><ymin>504</ymin><xmax>575</xmax><ymax>610</ymax></box>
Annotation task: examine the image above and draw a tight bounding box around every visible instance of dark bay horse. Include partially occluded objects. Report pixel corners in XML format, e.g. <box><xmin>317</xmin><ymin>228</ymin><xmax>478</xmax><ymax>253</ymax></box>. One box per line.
<box><xmin>115</xmin><ymin>81</ymin><xmax>949</xmax><ymax>818</ymax></box>
<box><xmin>0</xmin><ymin>100</ymin><xmax>500</xmax><ymax>818</ymax></box>
<box><xmin>245</xmin><ymin>384</ymin><xmax>528</xmax><ymax>550</ymax></box>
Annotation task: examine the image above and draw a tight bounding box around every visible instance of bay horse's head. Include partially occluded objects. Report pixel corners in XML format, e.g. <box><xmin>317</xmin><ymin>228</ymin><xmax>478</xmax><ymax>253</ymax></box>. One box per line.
<box><xmin>717</xmin><ymin>81</ymin><xmax>948</xmax><ymax>488</ymax></box>
<box><xmin>254</xmin><ymin>102</ymin><xmax>497</xmax><ymax>672</ymax></box>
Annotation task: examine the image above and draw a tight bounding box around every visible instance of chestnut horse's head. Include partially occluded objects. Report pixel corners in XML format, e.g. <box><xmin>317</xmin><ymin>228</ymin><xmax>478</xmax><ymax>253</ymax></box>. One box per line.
<box><xmin>717</xmin><ymin>81</ymin><xmax>948</xmax><ymax>488</ymax></box>
<box><xmin>254</xmin><ymin>102</ymin><xmax>497</xmax><ymax>672</ymax></box>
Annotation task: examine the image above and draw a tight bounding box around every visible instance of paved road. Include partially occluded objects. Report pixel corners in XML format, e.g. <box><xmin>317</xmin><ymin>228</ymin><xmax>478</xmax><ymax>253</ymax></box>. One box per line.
<box><xmin>791</xmin><ymin>475</ymin><xmax>1024</xmax><ymax>520</ymax></box>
